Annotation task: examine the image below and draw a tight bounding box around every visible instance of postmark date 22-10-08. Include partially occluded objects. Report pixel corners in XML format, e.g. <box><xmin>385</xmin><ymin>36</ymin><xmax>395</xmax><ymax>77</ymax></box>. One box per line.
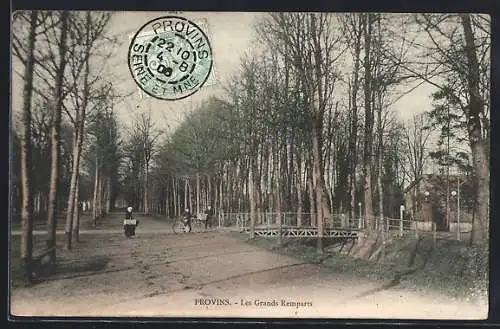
<box><xmin>128</xmin><ymin>16</ymin><xmax>213</xmax><ymax>101</ymax></box>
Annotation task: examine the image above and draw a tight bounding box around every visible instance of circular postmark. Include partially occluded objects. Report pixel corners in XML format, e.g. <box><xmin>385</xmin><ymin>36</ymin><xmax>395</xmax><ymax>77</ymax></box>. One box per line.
<box><xmin>128</xmin><ymin>16</ymin><xmax>213</xmax><ymax>101</ymax></box>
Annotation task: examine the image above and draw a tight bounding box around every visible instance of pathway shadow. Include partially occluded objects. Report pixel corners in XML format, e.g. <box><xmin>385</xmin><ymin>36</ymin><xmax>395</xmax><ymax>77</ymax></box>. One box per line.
<box><xmin>35</xmin><ymin>256</ymin><xmax>111</xmax><ymax>283</ymax></box>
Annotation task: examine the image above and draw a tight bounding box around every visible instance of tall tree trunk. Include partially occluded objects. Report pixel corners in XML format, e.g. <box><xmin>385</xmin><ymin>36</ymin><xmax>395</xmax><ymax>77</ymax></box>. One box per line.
<box><xmin>362</xmin><ymin>13</ymin><xmax>375</xmax><ymax>230</ymax></box>
<box><xmin>72</xmin><ymin>174</ymin><xmax>80</xmax><ymax>243</ymax></box>
<box><xmin>46</xmin><ymin>11</ymin><xmax>69</xmax><ymax>261</ymax></box>
<box><xmin>348</xmin><ymin>15</ymin><xmax>362</xmax><ymax>221</ymax></box>
<box><xmin>307</xmin><ymin>170</ymin><xmax>316</xmax><ymax>227</ymax></box>
<box><xmin>219</xmin><ymin>178</ymin><xmax>223</xmax><ymax>225</ymax></box>
<box><xmin>105</xmin><ymin>176</ymin><xmax>111</xmax><ymax>214</ymax></box>
<box><xmin>377</xmin><ymin>95</ymin><xmax>384</xmax><ymax>229</ymax></box>
<box><xmin>20</xmin><ymin>10</ymin><xmax>38</xmax><ymax>282</ymax></box>
<box><xmin>184</xmin><ymin>179</ymin><xmax>188</xmax><ymax>210</ymax></box>
<box><xmin>207</xmin><ymin>175</ymin><xmax>212</xmax><ymax>207</ymax></box>
<box><xmin>172</xmin><ymin>177</ymin><xmax>177</xmax><ymax>217</ymax></box>
<box><xmin>460</xmin><ymin>14</ymin><xmax>490</xmax><ymax>243</ymax></box>
<box><xmin>64</xmin><ymin>124</ymin><xmax>80</xmax><ymax>250</ymax></box>
<box><xmin>196</xmin><ymin>172</ymin><xmax>200</xmax><ymax>215</ymax></box>
<box><xmin>64</xmin><ymin>12</ymin><xmax>91</xmax><ymax>250</ymax></box>
<box><xmin>144</xmin><ymin>163</ymin><xmax>149</xmax><ymax>215</ymax></box>
<box><xmin>97</xmin><ymin>175</ymin><xmax>103</xmax><ymax>218</ymax></box>
<box><xmin>165</xmin><ymin>178</ymin><xmax>169</xmax><ymax>217</ymax></box>
<box><xmin>311</xmin><ymin>124</ymin><xmax>330</xmax><ymax>253</ymax></box>
<box><xmin>188</xmin><ymin>180</ymin><xmax>193</xmax><ymax>213</ymax></box>
<box><xmin>249</xmin><ymin>160</ymin><xmax>256</xmax><ymax>236</ymax></box>
<box><xmin>92</xmin><ymin>156</ymin><xmax>99</xmax><ymax>226</ymax></box>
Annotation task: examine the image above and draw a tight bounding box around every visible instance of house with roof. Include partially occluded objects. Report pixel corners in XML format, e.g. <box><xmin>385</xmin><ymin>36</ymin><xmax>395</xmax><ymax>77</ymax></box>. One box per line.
<box><xmin>403</xmin><ymin>173</ymin><xmax>474</xmax><ymax>232</ymax></box>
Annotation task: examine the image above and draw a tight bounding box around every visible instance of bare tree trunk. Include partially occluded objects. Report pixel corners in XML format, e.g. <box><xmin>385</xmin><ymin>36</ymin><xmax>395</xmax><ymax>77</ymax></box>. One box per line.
<box><xmin>207</xmin><ymin>175</ymin><xmax>212</xmax><ymax>206</ymax></box>
<box><xmin>165</xmin><ymin>178</ymin><xmax>169</xmax><ymax>217</ymax></box>
<box><xmin>460</xmin><ymin>14</ymin><xmax>490</xmax><ymax>243</ymax></box>
<box><xmin>249</xmin><ymin>160</ymin><xmax>256</xmax><ymax>236</ymax></box>
<box><xmin>20</xmin><ymin>10</ymin><xmax>38</xmax><ymax>282</ymax></box>
<box><xmin>307</xmin><ymin>170</ymin><xmax>316</xmax><ymax>227</ymax></box>
<box><xmin>72</xmin><ymin>174</ymin><xmax>80</xmax><ymax>243</ymax></box>
<box><xmin>97</xmin><ymin>175</ymin><xmax>103</xmax><ymax>218</ymax></box>
<box><xmin>64</xmin><ymin>127</ymin><xmax>80</xmax><ymax>249</ymax></box>
<box><xmin>347</xmin><ymin>14</ymin><xmax>362</xmax><ymax>221</ymax></box>
<box><xmin>64</xmin><ymin>12</ymin><xmax>93</xmax><ymax>250</ymax></box>
<box><xmin>46</xmin><ymin>11</ymin><xmax>69</xmax><ymax>262</ymax></box>
<box><xmin>188</xmin><ymin>180</ymin><xmax>193</xmax><ymax>213</ymax></box>
<box><xmin>312</xmin><ymin>127</ymin><xmax>328</xmax><ymax>253</ymax></box>
<box><xmin>196</xmin><ymin>172</ymin><xmax>200</xmax><ymax>215</ymax></box>
<box><xmin>92</xmin><ymin>156</ymin><xmax>99</xmax><ymax>226</ymax></box>
<box><xmin>172</xmin><ymin>177</ymin><xmax>177</xmax><ymax>217</ymax></box>
<box><xmin>350</xmin><ymin>172</ymin><xmax>356</xmax><ymax>221</ymax></box>
<box><xmin>296</xmin><ymin>150</ymin><xmax>303</xmax><ymax>227</ymax></box>
<box><xmin>362</xmin><ymin>13</ymin><xmax>375</xmax><ymax>231</ymax></box>
<box><xmin>219</xmin><ymin>179</ymin><xmax>223</xmax><ymax>215</ymax></box>
<box><xmin>184</xmin><ymin>179</ymin><xmax>188</xmax><ymax>210</ymax></box>
<box><xmin>377</xmin><ymin>95</ymin><xmax>384</xmax><ymax>229</ymax></box>
<box><xmin>144</xmin><ymin>163</ymin><xmax>149</xmax><ymax>215</ymax></box>
<box><xmin>105</xmin><ymin>176</ymin><xmax>111</xmax><ymax>214</ymax></box>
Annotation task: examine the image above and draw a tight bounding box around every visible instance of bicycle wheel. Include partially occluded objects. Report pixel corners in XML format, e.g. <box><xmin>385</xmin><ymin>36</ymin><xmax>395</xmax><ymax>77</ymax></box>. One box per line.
<box><xmin>172</xmin><ymin>217</ymin><xmax>191</xmax><ymax>234</ymax></box>
<box><xmin>172</xmin><ymin>217</ymin><xmax>184</xmax><ymax>234</ymax></box>
<box><xmin>194</xmin><ymin>219</ymin><xmax>206</xmax><ymax>233</ymax></box>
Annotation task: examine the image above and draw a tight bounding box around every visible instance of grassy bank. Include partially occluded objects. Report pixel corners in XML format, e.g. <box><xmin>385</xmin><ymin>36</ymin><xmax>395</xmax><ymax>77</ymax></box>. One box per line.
<box><xmin>229</xmin><ymin>232</ymin><xmax>488</xmax><ymax>301</ymax></box>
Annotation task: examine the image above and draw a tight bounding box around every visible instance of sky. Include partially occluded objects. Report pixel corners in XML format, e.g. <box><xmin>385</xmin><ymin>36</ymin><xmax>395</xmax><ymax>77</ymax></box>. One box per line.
<box><xmin>107</xmin><ymin>11</ymin><xmax>264</xmax><ymax>137</ymax></box>
<box><xmin>11</xmin><ymin>11</ymin><xmax>437</xmax><ymax>140</ymax></box>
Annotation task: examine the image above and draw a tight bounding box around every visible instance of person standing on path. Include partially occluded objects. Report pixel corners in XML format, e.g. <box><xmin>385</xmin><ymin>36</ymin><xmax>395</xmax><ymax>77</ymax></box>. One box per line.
<box><xmin>125</xmin><ymin>204</ymin><xmax>133</xmax><ymax>219</ymax></box>
<box><xmin>204</xmin><ymin>205</ymin><xmax>214</xmax><ymax>229</ymax></box>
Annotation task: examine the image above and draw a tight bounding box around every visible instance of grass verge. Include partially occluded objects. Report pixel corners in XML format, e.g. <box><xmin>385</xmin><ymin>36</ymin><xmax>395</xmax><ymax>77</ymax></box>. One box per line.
<box><xmin>228</xmin><ymin>231</ymin><xmax>488</xmax><ymax>302</ymax></box>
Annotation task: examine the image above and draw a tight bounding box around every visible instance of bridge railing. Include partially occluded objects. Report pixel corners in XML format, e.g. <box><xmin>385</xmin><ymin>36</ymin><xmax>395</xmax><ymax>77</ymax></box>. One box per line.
<box><xmin>219</xmin><ymin>212</ymin><xmax>362</xmax><ymax>230</ymax></box>
<box><xmin>218</xmin><ymin>212</ymin><xmax>464</xmax><ymax>242</ymax></box>
<box><xmin>219</xmin><ymin>212</ymin><xmax>319</xmax><ymax>230</ymax></box>
<box><xmin>218</xmin><ymin>212</ymin><xmax>415</xmax><ymax>234</ymax></box>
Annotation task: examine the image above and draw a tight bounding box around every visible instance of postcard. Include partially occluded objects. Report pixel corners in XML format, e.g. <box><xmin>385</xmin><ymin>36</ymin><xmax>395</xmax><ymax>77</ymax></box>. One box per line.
<box><xmin>9</xmin><ymin>11</ymin><xmax>490</xmax><ymax>319</ymax></box>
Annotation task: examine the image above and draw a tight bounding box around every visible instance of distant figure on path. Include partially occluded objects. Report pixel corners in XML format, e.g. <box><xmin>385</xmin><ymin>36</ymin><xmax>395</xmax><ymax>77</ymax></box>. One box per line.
<box><xmin>204</xmin><ymin>205</ymin><xmax>214</xmax><ymax>229</ymax></box>
<box><xmin>126</xmin><ymin>204</ymin><xmax>133</xmax><ymax>219</ymax></box>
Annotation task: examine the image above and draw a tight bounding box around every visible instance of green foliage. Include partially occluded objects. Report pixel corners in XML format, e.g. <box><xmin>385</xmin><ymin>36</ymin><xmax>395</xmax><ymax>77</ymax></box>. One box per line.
<box><xmin>84</xmin><ymin>106</ymin><xmax>122</xmax><ymax>203</ymax></box>
<box><xmin>426</xmin><ymin>88</ymin><xmax>473</xmax><ymax>174</ymax></box>
<box><xmin>156</xmin><ymin>97</ymin><xmax>235</xmax><ymax>178</ymax></box>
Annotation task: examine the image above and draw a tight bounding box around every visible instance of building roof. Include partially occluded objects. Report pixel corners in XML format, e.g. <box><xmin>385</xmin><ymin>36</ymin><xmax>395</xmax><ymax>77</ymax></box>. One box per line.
<box><xmin>403</xmin><ymin>173</ymin><xmax>470</xmax><ymax>194</ymax></box>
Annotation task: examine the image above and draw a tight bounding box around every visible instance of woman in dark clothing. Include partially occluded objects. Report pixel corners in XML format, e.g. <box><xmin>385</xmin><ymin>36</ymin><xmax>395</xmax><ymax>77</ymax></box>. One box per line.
<box><xmin>204</xmin><ymin>206</ymin><xmax>214</xmax><ymax>229</ymax></box>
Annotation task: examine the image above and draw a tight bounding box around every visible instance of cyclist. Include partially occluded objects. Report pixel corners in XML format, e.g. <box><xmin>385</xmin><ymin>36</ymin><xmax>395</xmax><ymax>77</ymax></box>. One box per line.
<box><xmin>182</xmin><ymin>208</ymin><xmax>192</xmax><ymax>232</ymax></box>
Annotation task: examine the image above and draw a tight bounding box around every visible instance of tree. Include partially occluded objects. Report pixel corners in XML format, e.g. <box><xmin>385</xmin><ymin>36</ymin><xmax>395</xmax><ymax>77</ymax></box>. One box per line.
<box><xmin>258</xmin><ymin>13</ymin><xmax>344</xmax><ymax>252</ymax></box>
<box><xmin>459</xmin><ymin>14</ymin><xmax>489</xmax><ymax>242</ymax></box>
<box><xmin>18</xmin><ymin>10</ymin><xmax>39</xmax><ymax>283</ymax></box>
<box><xmin>45</xmin><ymin>11</ymin><xmax>69</xmax><ymax>261</ymax></box>
<box><xmin>405</xmin><ymin>14</ymin><xmax>490</xmax><ymax>243</ymax></box>
<box><xmin>402</xmin><ymin>112</ymin><xmax>432</xmax><ymax>216</ymax></box>
<box><xmin>63</xmin><ymin>12</ymin><xmax>114</xmax><ymax>249</ymax></box>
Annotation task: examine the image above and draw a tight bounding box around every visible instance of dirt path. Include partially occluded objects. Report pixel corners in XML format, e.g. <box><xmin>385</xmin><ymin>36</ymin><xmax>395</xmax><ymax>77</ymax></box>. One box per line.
<box><xmin>10</xmin><ymin>213</ymin><xmax>487</xmax><ymax>319</ymax></box>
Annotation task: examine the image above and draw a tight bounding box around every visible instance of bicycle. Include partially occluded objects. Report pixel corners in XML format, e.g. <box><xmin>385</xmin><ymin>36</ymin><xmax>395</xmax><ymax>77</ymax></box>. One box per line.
<box><xmin>172</xmin><ymin>213</ymin><xmax>209</xmax><ymax>234</ymax></box>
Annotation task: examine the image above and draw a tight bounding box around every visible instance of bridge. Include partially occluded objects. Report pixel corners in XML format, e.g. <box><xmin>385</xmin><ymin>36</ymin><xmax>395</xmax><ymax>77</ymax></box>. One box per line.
<box><xmin>242</xmin><ymin>225</ymin><xmax>360</xmax><ymax>238</ymax></box>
